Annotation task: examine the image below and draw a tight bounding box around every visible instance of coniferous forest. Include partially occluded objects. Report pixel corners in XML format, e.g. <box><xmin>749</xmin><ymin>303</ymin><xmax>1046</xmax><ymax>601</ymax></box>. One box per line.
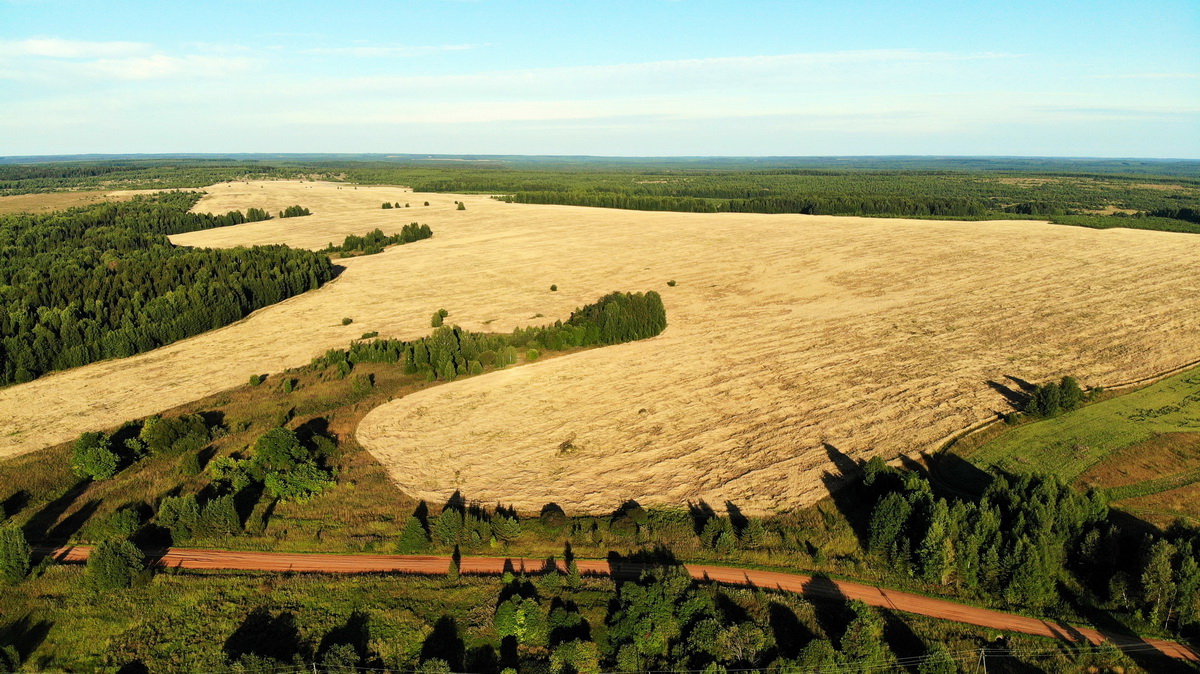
<box><xmin>0</xmin><ymin>192</ymin><xmax>334</xmax><ymax>385</ymax></box>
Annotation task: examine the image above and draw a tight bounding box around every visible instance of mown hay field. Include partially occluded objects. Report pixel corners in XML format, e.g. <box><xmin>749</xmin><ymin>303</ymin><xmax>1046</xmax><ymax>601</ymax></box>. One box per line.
<box><xmin>3</xmin><ymin>180</ymin><xmax>1200</xmax><ymax>514</ymax></box>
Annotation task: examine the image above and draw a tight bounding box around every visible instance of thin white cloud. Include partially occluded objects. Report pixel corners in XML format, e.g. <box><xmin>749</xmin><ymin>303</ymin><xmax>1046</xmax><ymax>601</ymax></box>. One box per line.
<box><xmin>302</xmin><ymin>44</ymin><xmax>481</xmax><ymax>57</ymax></box>
<box><xmin>0</xmin><ymin>38</ymin><xmax>151</xmax><ymax>59</ymax></box>
<box><xmin>87</xmin><ymin>54</ymin><xmax>254</xmax><ymax>80</ymax></box>
<box><xmin>1091</xmin><ymin>73</ymin><xmax>1200</xmax><ymax>80</ymax></box>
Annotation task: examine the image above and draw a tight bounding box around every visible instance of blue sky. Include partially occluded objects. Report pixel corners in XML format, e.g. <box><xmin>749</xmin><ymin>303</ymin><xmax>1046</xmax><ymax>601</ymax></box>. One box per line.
<box><xmin>1</xmin><ymin>0</ymin><xmax>1197</xmax><ymax>157</ymax></box>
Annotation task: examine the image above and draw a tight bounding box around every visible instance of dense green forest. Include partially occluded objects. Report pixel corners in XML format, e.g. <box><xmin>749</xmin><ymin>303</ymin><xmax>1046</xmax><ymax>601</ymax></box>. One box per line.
<box><xmin>0</xmin><ymin>192</ymin><xmax>334</xmax><ymax>385</ymax></box>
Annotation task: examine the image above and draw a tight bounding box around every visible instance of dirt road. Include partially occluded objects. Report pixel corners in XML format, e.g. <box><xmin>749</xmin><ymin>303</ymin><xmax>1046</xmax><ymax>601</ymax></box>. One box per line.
<box><xmin>47</xmin><ymin>546</ymin><xmax>1197</xmax><ymax>662</ymax></box>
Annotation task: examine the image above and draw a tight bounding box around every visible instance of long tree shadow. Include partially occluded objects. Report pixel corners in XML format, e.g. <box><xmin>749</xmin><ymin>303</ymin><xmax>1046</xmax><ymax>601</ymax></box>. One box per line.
<box><xmin>44</xmin><ymin>498</ymin><xmax>100</xmax><ymax>544</ymax></box>
<box><xmin>688</xmin><ymin>500</ymin><xmax>716</xmax><ymax>536</ymax></box>
<box><xmin>0</xmin><ymin>614</ymin><xmax>53</xmax><ymax>665</ymax></box>
<box><xmin>318</xmin><ymin>610</ymin><xmax>371</xmax><ymax>665</ymax></box>
<box><xmin>1</xmin><ymin>490</ymin><xmax>29</xmax><ymax>520</ymax></box>
<box><xmin>800</xmin><ymin>574</ymin><xmax>853</xmax><ymax>645</ymax></box>
<box><xmin>988</xmin><ymin>379</ymin><xmax>1030</xmax><ymax>409</ymax></box>
<box><xmin>21</xmin><ymin>480</ymin><xmax>92</xmax><ymax>543</ymax></box>
<box><xmin>724</xmin><ymin>501</ymin><xmax>749</xmax><ymax>536</ymax></box>
<box><xmin>223</xmin><ymin>608</ymin><xmax>304</xmax><ymax>663</ymax></box>
<box><xmin>420</xmin><ymin>616</ymin><xmax>464</xmax><ymax>671</ymax></box>
<box><xmin>820</xmin><ymin>443</ymin><xmax>872</xmax><ymax>550</ymax></box>
<box><xmin>879</xmin><ymin>609</ymin><xmax>927</xmax><ymax>668</ymax></box>
<box><xmin>767</xmin><ymin>601</ymin><xmax>815</xmax><ymax>659</ymax></box>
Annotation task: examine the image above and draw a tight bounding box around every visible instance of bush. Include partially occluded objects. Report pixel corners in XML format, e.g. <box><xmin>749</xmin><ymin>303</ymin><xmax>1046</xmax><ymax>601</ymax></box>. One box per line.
<box><xmin>360</xmin><ymin>331</ymin><xmax>379</xmax><ymax>339</ymax></box>
<box><xmin>457</xmin><ymin>202</ymin><xmax>466</xmax><ymax>211</ymax></box>
<box><xmin>431</xmin><ymin>312</ymin><xmax>443</xmax><ymax>328</ymax></box>
<box><xmin>341</xmin><ymin>317</ymin><xmax>353</xmax><ymax>326</ymax></box>
<box><xmin>87</xmin><ymin>539</ymin><xmax>145</xmax><ymax>590</ymax></box>
<box><xmin>71</xmin><ymin>432</ymin><xmax>120</xmax><ymax>480</ymax></box>
<box><xmin>667</xmin><ymin>280</ymin><xmax>676</xmax><ymax>287</ymax></box>
<box><xmin>397</xmin><ymin>515</ymin><xmax>430</xmax><ymax>553</ymax></box>
<box><xmin>249</xmin><ymin>374</ymin><xmax>263</xmax><ymax>386</ymax></box>
<box><xmin>179</xmin><ymin>451</ymin><xmax>202</xmax><ymax>475</ymax></box>
<box><xmin>526</xmin><ymin>348</ymin><xmax>540</xmax><ymax>362</ymax></box>
<box><xmin>282</xmin><ymin>378</ymin><xmax>295</xmax><ymax>394</ymax></box>
<box><xmin>0</xmin><ymin>524</ymin><xmax>31</xmax><ymax>585</ymax></box>
<box><xmin>157</xmin><ymin>494</ymin><xmax>201</xmax><ymax>543</ymax></box>
<box><xmin>550</xmin><ymin>284</ymin><xmax>558</xmax><ymax>291</ymax></box>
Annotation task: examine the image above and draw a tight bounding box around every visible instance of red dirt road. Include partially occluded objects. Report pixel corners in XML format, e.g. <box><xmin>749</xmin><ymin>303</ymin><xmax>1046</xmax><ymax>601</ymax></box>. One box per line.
<box><xmin>48</xmin><ymin>546</ymin><xmax>1197</xmax><ymax>662</ymax></box>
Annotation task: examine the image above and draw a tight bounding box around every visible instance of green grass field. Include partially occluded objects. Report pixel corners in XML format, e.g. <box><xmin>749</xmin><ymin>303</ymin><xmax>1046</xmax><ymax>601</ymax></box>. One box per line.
<box><xmin>963</xmin><ymin>366</ymin><xmax>1200</xmax><ymax>487</ymax></box>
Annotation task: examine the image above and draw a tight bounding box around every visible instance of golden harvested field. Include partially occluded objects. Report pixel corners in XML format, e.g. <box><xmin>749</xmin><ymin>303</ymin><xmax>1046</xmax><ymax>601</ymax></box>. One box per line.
<box><xmin>3</xmin><ymin>181</ymin><xmax>1200</xmax><ymax>515</ymax></box>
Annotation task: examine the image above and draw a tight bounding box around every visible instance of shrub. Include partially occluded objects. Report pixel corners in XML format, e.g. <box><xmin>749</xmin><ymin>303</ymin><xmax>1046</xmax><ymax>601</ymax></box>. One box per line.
<box><xmin>456</xmin><ymin>202</ymin><xmax>466</xmax><ymax>211</ymax></box>
<box><xmin>431</xmin><ymin>312</ymin><xmax>443</xmax><ymax>328</ymax></box>
<box><xmin>249</xmin><ymin>374</ymin><xmax>263</xmax><ymax>386</ymax></box>
<box><xmin>179</xmin><ymin>451</ymin><xmax>202</xmax><ymax>475</ymax></box>
<box><xmin>526</xmin><ymin>348</ymin><xmax>540</xmax><ymax>362</ymax></box>
<box><xmin>667</xmin><ymin>280</ymin><xmax>676</xmax><ymax>287</ymax></box>
<box><xmin>0</xmin><ymin>524</ymin><xmax>31</xmax><ymax>585</ymax></box>
<box><xmin>550</xmin><ymin>284</ymin><xmax>558</xmax><ymax>291</ymax></box>
<box><xmin>71</xmin><ymin>432</ymin><xmax>120</xmax><ymax>481</ymax></box>
<box><xmin>468</xmin><ymin>360</ymin><xmax>484</xmax><ymax>375</ymax></box>
<box><xmin>87</xmin><ymin>539</ymin><xmax>145</xmax><ymax>590</ymax></box>
<box><xmin>382</xmin><ymin>202</ymin><xmax>393</xmax><ymax>209</ymax></box>
<box><xmin>200</xmin><ymin>494</ymin><xmax>241</xmax><ymax>537</ymax></box>
<box><xmin>341</xmin><ymin>317</ymin><xmax>353</xmax><ymax>326</ymax></box>
<box><xmin>360</xmin><ymin>331</ymin><xmax>379</xmax><ymax>339</ymax></box>
<box><xmin>90</xmin><ymin>508</ymin><xmax>143</xmax><ymax>541</ymax></box>
<box><xmin>424</xmin><ymin>201</ymin><xmax>430</xmax><ymax>206</ymax></box>
<box><xmin>539</xmin><ymin>503</ymin><xmax>568</xmax><ymax>530</ymax></box>
<box><xmin>157</xmin><ymin>494</ymin><xmax>201</xmax><ymax>543</ymax></box>
<box><xmin>490</xmin><ymin>514</ymin><xmax>521</xmax><ymax>543</ymax></box>
<box><xmin>282</xmin><ymin>378</ymin><xmax>295</xmax><ymax>393</ymax></box>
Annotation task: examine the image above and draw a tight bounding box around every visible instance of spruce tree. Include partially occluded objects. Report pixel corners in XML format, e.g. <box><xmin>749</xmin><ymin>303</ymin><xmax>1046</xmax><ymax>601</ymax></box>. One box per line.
<box><xmin>0</xmin><ymin>524</ymin><xmax>31</xmax><ymax>585</ymax></box>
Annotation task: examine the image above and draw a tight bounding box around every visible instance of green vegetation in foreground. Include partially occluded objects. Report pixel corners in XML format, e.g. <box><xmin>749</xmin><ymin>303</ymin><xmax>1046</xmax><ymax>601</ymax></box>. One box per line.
<box><xmin>1</xmin><ymin>565</ymin><xmax>1157</xmax><ymax>673</ymax></box>
<box><xmin>966</xmin><ymin>366</ymin><xmax>1200</xmax><ymax>483</ymax></box>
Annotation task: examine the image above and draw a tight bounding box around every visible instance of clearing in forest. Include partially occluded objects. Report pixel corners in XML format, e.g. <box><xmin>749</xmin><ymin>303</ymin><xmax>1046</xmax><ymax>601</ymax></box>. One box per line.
<box><xmin>2</xmin><ymin>181</ymin><xmax>1200</xmax><ymax>514</ymax></box>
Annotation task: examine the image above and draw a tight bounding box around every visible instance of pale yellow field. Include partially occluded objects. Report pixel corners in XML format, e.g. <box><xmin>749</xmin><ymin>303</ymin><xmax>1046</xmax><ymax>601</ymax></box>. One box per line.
<box><xmin>3</xmin><ymin>180</ymin><xmax>1200</xmax><ymax>515</ymax></box>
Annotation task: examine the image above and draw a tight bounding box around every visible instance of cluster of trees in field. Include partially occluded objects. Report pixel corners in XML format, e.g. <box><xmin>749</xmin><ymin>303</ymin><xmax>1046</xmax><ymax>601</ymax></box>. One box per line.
<box><xmin>309</xmin><ymin>290</ymin><xmax>666</xmax><ymax>384</ymax></box>
<box><xmin>1021</xmin><ymin>375</ymin><xmax>1086</xmax><ymax>418</ymax></box>
<box><xmin>279</xmin><ymin>205</ymin><xmax>311</xmax><ymax>218</ymax></box>
<box><xmin>320</xmin><ymin>223</ymin><xmax>432</xmax><ymax>256</ymax></box>
<box><xmin>0</xmin><ymin>193</ymin><xmax>334</xmax><ymax>385</ymax></box>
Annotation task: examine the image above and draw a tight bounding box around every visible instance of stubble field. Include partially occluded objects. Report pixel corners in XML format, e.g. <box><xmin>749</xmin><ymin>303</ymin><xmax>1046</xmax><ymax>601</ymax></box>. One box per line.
<box><xmin>2</xmin><ymin>180</ymin><xmax>1200</xmax><ymax>514</ymax></box>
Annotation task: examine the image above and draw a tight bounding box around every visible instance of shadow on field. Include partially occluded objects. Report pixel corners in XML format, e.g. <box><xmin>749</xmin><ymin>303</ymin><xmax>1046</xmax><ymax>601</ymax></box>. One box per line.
<box><xmin>420</xmin><ymin>616</ymin><xmax>465</xmax><ymax>671</ymax></box>
<box><xmin>21</xmin><ymin>480</ymin><xmax>92</xmax><ymax>543</ymax></box>
<box><xmin>800</xmin><ymin>574</ymin><xmax>853</xmax><ymax>645</ymax></box>
<box><xmin>224</xmin><ymin>607</ymin><xmax>304</xmax><ymax>663</ymax></box>
<box><xmin>1</xmin><ymin>613</ymin><xmax>53</xmax><ymax>664</ymax></box>
<box><xmin>821</xmin><ymin>443</ymin><xmax>871</xmax><ymax>549</ymax></box>
<box><xmin>987</xmin><ymin>379</ymin><xmax>1029</xmax><ymax>410</ymax></box>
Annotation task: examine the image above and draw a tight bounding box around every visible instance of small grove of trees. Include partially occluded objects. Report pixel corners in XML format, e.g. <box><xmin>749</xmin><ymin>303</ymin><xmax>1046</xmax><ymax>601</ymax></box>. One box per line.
<box><xmin>208</xmin><ymin>427</ymin><xmax>336</xmax><ymax>503</ymax></box>
<box><xmin>321</xmin><ymin>223</ymin><xmax>432</xmax><ymax>256</ymax></box>
<box><xmin>306</xmin><ymin>290</ymin><xmax>667</xmax><ymax>387</ymax></box>
<box><xmin>1021</xmin><ymin>376</ymin><xmax>1085</xmax><ymax>418</ymax></box>
<box><xmin>278</xmin><ymin>205</ymin><xmax>311</xmax><ymax>218</ymax></box>
<box><xmin>70</xmin><ymin>413</ymin><xmax>213</xmax><ymax>481</ymax></box>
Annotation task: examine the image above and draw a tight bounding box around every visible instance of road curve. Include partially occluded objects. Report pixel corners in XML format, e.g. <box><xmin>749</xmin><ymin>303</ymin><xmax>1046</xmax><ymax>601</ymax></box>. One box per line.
<box><xmin>44</xmin><ymin>546</ymin><xmax>1197</xmax><ymax>661</ymax></box>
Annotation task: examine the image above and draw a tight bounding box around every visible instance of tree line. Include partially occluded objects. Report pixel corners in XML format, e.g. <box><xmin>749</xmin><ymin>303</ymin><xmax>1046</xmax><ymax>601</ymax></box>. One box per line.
<box><xmin>320</xmin><ymin>223</ymin><xmax>432</xmax><ymax>256</ymax></box>
<box><xmin>0</xmin><ymin>193</ymin><xmax>334</xmax><ymax>385</ymax></box>
<box><xmin>309</xmin><ymin>290</ymin><xmax>666</xmax><ymax>384</ymax></box>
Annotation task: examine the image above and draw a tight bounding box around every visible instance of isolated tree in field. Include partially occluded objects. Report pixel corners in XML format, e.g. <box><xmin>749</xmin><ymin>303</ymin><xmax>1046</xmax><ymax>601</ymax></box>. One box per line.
<box><xmin>87</xmin><ymin>539</ymin><xmax>145</xmax><ymax>590</ymax></box>
<box><xmin>457</xmin><ymin>202</ymin><xmax>466</xmax><ymax>210</ymax></box>
<box><xmin>0</xmin><ymin>524</ymin><xmax>31</xmax><ymax>585</ymax></box>
<box><xmin>71</xmin><ymin>431</ymin><xmax>120</xmax><ymax>480</ymax></box>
